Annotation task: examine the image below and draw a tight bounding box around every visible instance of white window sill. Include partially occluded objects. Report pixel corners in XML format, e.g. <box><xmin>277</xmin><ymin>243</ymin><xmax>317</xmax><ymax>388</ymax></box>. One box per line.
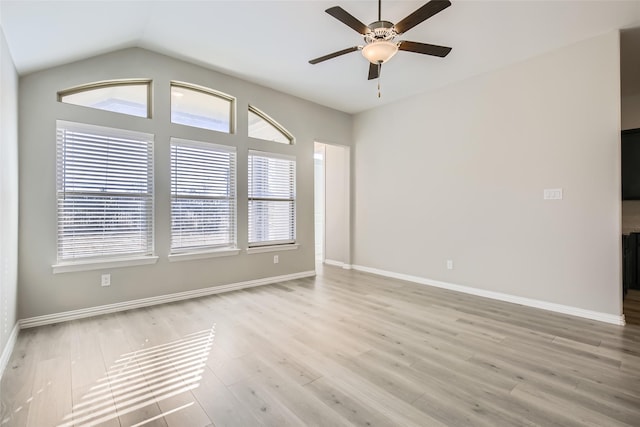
<box><xmin>52</xmin><ymin>255</ymin><xmax>159</xmax><ymax>274</ymax></box>
<box><xmin>168</xmin><ymin>248</ymin><xmax>241</xmax><ymax>262</ymax></box>
<box><xmin>246</xmin><ymin>244</ymin><xmax>299</xmax><ymax>254</ymax></box>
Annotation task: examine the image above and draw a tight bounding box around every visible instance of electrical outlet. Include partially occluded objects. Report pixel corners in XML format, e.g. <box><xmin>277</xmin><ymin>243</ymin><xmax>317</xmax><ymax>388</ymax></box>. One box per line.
<box><xmin>273</xmin><ymin>255</ymin><xmax>279</xmax><ymax>264</ymax></box>
<box><xmin>446</xmin><ymin>260</ymin><xmax>453</xmax><ymax>270</ymax></box>
<box><xmin>101</xmin><ymin>274</ymin><xmax>111</xmax><ymax>287</ymax></box>
<box><xmin>544</xmin><ymin>188</ymin><xmax>563</xmax><ymax>200</ymax></box>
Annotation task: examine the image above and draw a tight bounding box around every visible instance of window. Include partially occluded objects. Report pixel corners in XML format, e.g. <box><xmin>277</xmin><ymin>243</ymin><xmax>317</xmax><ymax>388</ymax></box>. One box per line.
<box><xmin>248</xmin><ymin>151</ymin><xmax>296</xmax><ymax>246</ymax></box>
<box><xmin>171</xmin><ymin>82</ymin><xmax>234</xmax><ymax>133</ymax></box>
<box><xmin>56</xmin><ymin>121</ymin><xmax>154</xmax><ymax>262</ymax></box>
<box><xmin>170</xmin><ymin>139</ymin><xmax>236</xmax><ymax>253</ymax></box>
<box><xmin>58</xmin><ymin>80</ymin><xmax>151</xmax><ymax>118</ymax></box>
<box><xmin>248</xmin><ymin>105</ymin><xmax>294</xmax><ymax>144</ymax></box>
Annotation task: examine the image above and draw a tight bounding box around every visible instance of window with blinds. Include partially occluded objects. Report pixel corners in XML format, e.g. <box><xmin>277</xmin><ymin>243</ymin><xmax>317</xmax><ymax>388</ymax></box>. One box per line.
<box><xmin>248</xmin><ymin>151</ymin><xmax>296</xmax><ymax>247</ymax></box>
<box><xmin>56</xmin><ymin>121</ymin><xmax>154</xmax><ymax>262</ymax></box>
<box><xmin>171</xmin><ymin>139</ymin><xmax>236</xmax><ymax>252</ymax></box>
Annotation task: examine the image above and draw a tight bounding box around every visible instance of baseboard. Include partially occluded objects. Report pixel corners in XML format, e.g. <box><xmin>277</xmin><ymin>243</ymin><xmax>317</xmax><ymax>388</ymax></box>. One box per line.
<box><xmin>351</xmin><ymin>264</ymin><xmax>625</xmax><ymax>326</ymax></box>
<box><xmin>324</xmin><ymin>259</ymin><xmax>352</xmax><ymax>270</ymax></box>
<box><xmin>0</xmin><ymin>323</ymin><xmax>19</xmax><ymax>380</ymax></box>
<box><xmin>19</xmin><ymin>270</ymin><xmax>316</xmax><ymax>329</ymax></box>
<box><xmin>324</xmin><ymin>259</ymin><xmax>344</xmax><ymax>268</ymax></box>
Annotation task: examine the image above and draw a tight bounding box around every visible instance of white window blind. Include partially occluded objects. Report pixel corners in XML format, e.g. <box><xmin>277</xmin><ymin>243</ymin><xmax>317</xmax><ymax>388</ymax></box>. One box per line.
<box><xmin>56</xmin><ymin>121</ymin><xmax>154</xmax><ymax>262</ymax></box>
<box><xmin>171</xmin><ymin>139</ymin><xmax>236</xmax><ymax>252</ymax></box>
<box><xmin>248</xmin><ymin>151</ymin><xmax>296</xmax><ymax>246</ymax></box>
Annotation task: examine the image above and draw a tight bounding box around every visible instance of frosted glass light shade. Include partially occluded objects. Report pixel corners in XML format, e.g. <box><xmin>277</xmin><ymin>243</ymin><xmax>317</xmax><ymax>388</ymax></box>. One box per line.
<box><xmin>362</xmin><ymin>41</ymin><xmax>398</xmax><ymax>64</ymax></box>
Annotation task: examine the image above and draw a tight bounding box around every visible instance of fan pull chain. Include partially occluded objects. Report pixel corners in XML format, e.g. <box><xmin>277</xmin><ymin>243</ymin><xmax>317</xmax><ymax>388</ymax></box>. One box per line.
<box><xmin>377</xmin><ymin>63</ymin><xmax>382</xmax><ymax>98</ymax></box>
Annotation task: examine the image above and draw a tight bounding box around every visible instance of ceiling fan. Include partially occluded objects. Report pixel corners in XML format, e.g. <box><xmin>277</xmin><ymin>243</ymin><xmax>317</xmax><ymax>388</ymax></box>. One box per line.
<box><xmin>309</xmin><ymin>0</ymin><xmax>452</xmax><ymax>81</ymax></box>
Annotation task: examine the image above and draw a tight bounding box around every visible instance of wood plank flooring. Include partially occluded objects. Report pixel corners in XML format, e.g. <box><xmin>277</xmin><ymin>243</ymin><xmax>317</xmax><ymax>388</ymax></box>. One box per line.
<box><xmin>624</xmin><ymin>290</ymin><xmax>640</xmax><ymax>325</ymax></box>
<box><xmin>1</xmin><ymin>265</ymin><xmax>640</xmax><ymax>426</ymax></box>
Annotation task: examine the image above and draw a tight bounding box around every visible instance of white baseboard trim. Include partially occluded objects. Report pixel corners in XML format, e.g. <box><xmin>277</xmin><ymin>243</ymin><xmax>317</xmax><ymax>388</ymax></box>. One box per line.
<box><xmin>324</xmin><ymin>259</ymin><xmax>343</xmax><ymax>268</ymax></box>
<box><xmin>19</xmin><ymin>270</ymin><xmax>316</xmax><ymax>329</ymax></box>
<box><xmin>0</xmin><ymin>323</ymin><xmax>20</xmax><ymax>380</ymax></box>
<box><xmin>351</xmin><ymin>264</ymin><xmax>625</xmax><ymax>326</ymax></box>
<box><xmin>324</xmin><ymin>259</ymin><xmax>352</xmax><ymax>270</ymax></box>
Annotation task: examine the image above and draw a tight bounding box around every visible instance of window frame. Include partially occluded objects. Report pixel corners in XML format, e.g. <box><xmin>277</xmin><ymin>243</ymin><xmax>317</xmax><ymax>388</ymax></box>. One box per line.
<box><xmin>169</xmin><ymin>137</ymin><xmax>238</xmax><ymax>256</ymax></box>
<box><xmin>248</xmin><ymin>105</ymin><xmax>295</xmax><ymax>145</ymax></box>
<box><xmin>57</xmin><ymin>79</ymin><xmax>152</xmax><ymax>118</ymax></box>
<box><xmin>53</xmin><ymin>120</ymin><xmax>156</xmax><ymax>272</ymax></box>
<box><xmin>170</xmin><ymin>81</ymin><xmax>236</xmax><ymax>134</ymax></box>
<box><xmin>247</xmin><ymin>150</ymin><xmax>297</xmax><ymax>248</ymax></box>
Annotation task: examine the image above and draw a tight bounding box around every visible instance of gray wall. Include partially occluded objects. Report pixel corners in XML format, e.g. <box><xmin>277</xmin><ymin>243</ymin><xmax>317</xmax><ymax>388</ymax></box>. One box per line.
<box><xmin>622</xmin><ymin>94</ymin><xmax>640</xmax><ymax>130</ymax></box>
<box><xmin>0</xmin><ymin>28</ymin><xmax>19</xmax><ymax>359</ymax></box>
<box><xmin>353</xmin><ymin>32</ymin><xmax>622</xmax><ymax>316</ymax></box>
<box><xmin>18</xmin><ymin>48</ymin><xmax>352</xmax><ymax>319</ymax></box>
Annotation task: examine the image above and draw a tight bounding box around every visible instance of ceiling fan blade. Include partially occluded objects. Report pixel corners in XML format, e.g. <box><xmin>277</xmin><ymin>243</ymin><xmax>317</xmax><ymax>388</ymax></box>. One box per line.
<box><xmin>326</xmin><ymin>6</ymin><xmax>370</xmax><ymax>35</ymax></box>
<box><xmin>309</xmin><ymin>46</ymin><xmax>360</xmax><ymax>64</ymax></box>
<box><xmin>398</xmin><ymin>40</ymin><xmax>452</xmax><ymax>57</ymax></box>
<box><xmin>368</xmin><ymin>62</ymin><xmax>380</xmax><ymax>80</ymax></box>
<box><xmin>394</xmin><ymin>0</ymin><xmax>451</xmax><ymax>34</ymax></box>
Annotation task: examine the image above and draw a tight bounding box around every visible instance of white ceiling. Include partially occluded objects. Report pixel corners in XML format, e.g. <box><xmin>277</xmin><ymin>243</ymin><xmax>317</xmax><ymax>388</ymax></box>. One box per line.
<box><xmin>1</xmin><ymin>0</ymin><xmax>639</xmax><ymax>114</ymax></box>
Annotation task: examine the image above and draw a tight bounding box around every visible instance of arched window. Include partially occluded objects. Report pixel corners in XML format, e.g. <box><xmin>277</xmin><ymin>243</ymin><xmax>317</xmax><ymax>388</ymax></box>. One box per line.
<box><xmin>248</xmin><ymin>105</ymin><xmax>294</xmax><ymax>144</ymax></box>
<box><xmin>58</xmin><ymin>79</ymin><xmax>151</xmax><ymax>118</ymax></box>
<box><xmin>171</xmin><ymin>82</ymin><xmax>234</xmax><ymax>133</ymax></box>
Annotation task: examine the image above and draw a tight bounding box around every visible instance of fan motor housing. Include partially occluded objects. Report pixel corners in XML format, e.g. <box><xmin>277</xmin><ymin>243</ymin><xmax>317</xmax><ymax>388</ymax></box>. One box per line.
<box><xmin>365</xmin><ymin>20</ymin><xmax>397</xmax><ymax>43</ymax></box>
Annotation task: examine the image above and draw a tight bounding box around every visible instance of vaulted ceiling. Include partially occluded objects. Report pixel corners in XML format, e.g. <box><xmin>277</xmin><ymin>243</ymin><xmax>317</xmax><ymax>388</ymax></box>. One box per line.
<box><xmin>1</xmin><ymin>1</ymin><xmax>639</xmax><ymax>113</ymax></box>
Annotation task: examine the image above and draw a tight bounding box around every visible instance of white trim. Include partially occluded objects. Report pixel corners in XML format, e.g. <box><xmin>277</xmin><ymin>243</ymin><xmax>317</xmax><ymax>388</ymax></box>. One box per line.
<box><xmin>324</xmin><ymin>259</ymin><xmax>343</xmax><ymax>267</ymax></box>
<box><xmin>248</xmin><ymin>149</ymin><xmax>296</xmax><ymax>162</ymax></box>
<box><xmin>324</xmin><ymin>259</ymin><xmax>351</xmax><ymax>270</ymax></box>
<box><xmin>170</xmin><ymin>137</ymin><xmax>236</xmax><ymax>153</ymax></box>
<box><xmin>168</xmin><ymin>248</ymin><xmax>240</xmax><ymax>262</ymax></box>
<box><xmin>0</xmin><ymin>323</ymin><xmax>19</xmax><ymax>380</ymax></box>
<box><xmin>246</xmin><ymin>244</ymin><xmax>299</xmax><ymax>254</ymax></box>
<box><xmin>351</xmin><ymin>264</ymin><xmax>626</xmax><ymax>326</ymax></box>
<box><xmin>19</xmin><ymin>270</ymin><xmax>315</xmax><ymax>329</ymax></box>
<box><xmin>57</xmin><ymin>120</ymin><xmax>154</xmax><ymax>141</ymax></box>
<box><xmin>52</xmin><ymin>255</ymin><xmax>159</xmax><ymax>274</ymax></box>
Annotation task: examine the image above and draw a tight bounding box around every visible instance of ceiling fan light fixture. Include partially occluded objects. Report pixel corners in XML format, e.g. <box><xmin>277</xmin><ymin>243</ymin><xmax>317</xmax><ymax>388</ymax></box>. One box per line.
<box><xmin>362</xmin><ymin>40</ymin><xmax>398</xmax><ymax>64</ymax></box>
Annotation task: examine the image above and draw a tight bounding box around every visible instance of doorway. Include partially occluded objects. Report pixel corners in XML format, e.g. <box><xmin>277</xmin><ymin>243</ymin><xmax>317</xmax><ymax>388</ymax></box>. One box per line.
<box><xmin>622</xmin><ymin>129</ymin><xmax>640</xmax><ymax>325</ymax></box>
<box><xmin>314</xmin><ymin>142</ymin><xmax>351</xmax><ymax>269</ymax></box>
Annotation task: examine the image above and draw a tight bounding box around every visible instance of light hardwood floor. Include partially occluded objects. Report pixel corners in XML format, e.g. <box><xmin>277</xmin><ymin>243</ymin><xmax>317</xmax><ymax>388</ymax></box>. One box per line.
<box><xmin>1</xmin><ymin>265</ymin><xmax>640</xmax><ymax>426</ymax></box>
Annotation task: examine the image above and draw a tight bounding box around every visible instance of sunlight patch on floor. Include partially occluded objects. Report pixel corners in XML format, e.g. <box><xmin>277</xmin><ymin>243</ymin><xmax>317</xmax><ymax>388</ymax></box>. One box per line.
<box><xmin>58</xmin><ymin>325</ymin><xmax>215</xmax><ymax>427</ymax></box>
